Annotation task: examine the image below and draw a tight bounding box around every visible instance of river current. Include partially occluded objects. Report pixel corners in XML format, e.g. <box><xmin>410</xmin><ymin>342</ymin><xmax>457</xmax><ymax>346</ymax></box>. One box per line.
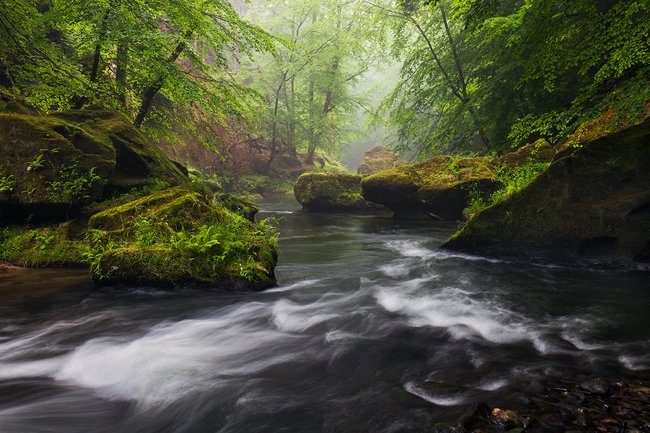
<box><xmin>0</xmin><ymin>195</ymin><xmax>648</xmax><ymax>432</ymax></box>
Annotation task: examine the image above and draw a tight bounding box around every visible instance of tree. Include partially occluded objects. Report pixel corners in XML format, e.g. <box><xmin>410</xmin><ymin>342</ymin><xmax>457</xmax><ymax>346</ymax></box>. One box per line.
<box><xmin>372</xmin><ymin>0</ymin><xmax>650</xmax><ymax>156</ymax></box>
<box><xmin>239</xmin><ymin>0</ymin><xmax>383</xmax><ymax>170</ymax></box>
<box><xmin>0</xmin><ymin>0</ymin><xmax>277</xmax><ymax>132</ymax></box>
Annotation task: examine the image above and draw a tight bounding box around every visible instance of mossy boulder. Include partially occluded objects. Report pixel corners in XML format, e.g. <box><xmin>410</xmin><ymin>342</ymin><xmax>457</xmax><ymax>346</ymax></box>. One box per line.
<box><xmin>0</xmin><ymin>112</ymin><xmax>116</xmax><ymax>222</ymax></box>
<box><xmin>53</xmin><ymin>108</ymin><xmax>187</xmax><ymax>192</ymax></box>
<box><xmin>0</xmin><ymin>107</ymin><xmax>187</xmax><ymax>223</ymax></box>
<box><xmin>0</xmin><ymin>187</ymin><xmax>277</xmax><ymax>289</ymax></box>
<box><xmin>443</xmin><ymin>120</ymin><xmax>650</xmax><ymax>268</ymax></box>
<box><xmin>357</xmin><ymin>146</ymin><xmax>406</xmax><ymax>176</ymax></box>
<box><xmin>294</xmin><ymin>172</ymin><xmax>375</xmax><ymax>211</ymax></box>
<box><xmin>361</xmin><ymin>156</ymin><xmax>499</xmax><ymax>220</ymax></box>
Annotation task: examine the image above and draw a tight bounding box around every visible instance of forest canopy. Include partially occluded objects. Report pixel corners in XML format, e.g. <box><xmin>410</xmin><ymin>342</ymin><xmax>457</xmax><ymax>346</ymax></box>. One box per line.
<box><xmin>0</xmin><ymin>0</ymin><xmax>648</xmax><ymax>159</ymax></box>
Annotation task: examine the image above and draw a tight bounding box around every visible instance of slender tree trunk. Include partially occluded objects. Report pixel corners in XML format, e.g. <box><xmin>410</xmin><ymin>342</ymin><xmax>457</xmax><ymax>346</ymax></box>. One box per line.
<box><xmin>116</xmin><ymin>41</ymin><xmax>128</xmax><ymax>108</ymax></box>
<box><xmin>306</xmin><ymin>58</ymin><xmax>338</xmax><ymax>165</ymax></box>
<box><xmin>134</xmin><ymin>37</ymin><xmax>187</xmax><ymax>127</ymax></box>
<box><xmin>264</xmin><ymin>73</ymin><xmax>286</xmax><ymax>174</ymax></box>
<box><xmin>75</xmin><ymin>6</ymin><xmax>112</xmax><ymax>108</ymax></box>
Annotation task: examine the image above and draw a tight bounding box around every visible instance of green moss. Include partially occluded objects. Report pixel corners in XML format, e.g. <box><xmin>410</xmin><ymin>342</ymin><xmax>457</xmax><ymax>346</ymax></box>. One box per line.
<box><xmin>444</xmin><ymin>120</ymin><xmax>650</xmax><ymax>265</ymax></box>
<box><xmin>294</xmin><ymin>172</ymin><xmax>373</xmax><ymax>211</ymax></box>
<box><xmin>85</xmin><ymin>187</ymin><xmax>277</xmax><ymax>288</ymax></box>
<box><xmin>2</xmin><ymin>186</ymin><xmax>278</xmax><ymax>289</ymax></box>
<box><xmin>0</xmin><ymin>113</ymin><xmax>114</xmax><ymax>206</ymax></box>
<box><xmin>0</xmin><ymin>225</ymin><xmax>86</xmax><ymax>267</ymax></box>
<box><xmin>88</xmin><ymin>187</ymin><xmax>211</xmax><ymax>231</ymax></box>
<box><xmin>361</xmin><ymin>155</ymin><xmax>498</xmax><ymax>219</ymax></box>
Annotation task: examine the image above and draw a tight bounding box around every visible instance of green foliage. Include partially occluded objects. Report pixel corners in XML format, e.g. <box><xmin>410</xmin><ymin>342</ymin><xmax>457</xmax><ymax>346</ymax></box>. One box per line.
<box><xmin>0</xmin><ymin>174</ymin><xmax>16</xmax><ymax>192</ymax></box>
<box><xmin>239</xmin><ymin>0</ymin><xmax>385</xmax><ymax>165</ymax></box>
<box><xmin>0</xmin><ymin>226</ymin><xmax>86</xmax><ymax>267</ymax></box>
<box><xmin>464</xmin><ymin>161</ymin><xmax>549</xmax><ymax>217</ymax></box>
<box><xmin>0</xmin><ymin>0</ymin><xmax>277</xmax><ymax>132</ymax></box>
<box><xmin>48</xmin><ymin>166</ymin><xmax>102</xmax><ymax>202</ymax></box>
<box><xmin>375</xmin><ymin>0</ymin><xmax>650</xmax><ymax>156</ymax></box>
<box><xmin>490</xmin><ymin>162</ymin><xmax>550</xmax><ymax>204</ymax></box>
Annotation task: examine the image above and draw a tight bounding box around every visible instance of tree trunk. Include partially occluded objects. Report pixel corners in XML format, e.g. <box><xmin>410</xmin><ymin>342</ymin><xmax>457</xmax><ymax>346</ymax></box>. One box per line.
<box><xmin>134</xmin><ymin>38</ymin><xmax>187</xmax><ymax>127</ymax></box>
<box><xmin>75</xmin><ymin>6</ymin><xmax>112</xmax><ymax>108</ymax></box>
<box><xmin>116</xmin><ymin>42</ymin><xmax>128</xmax><ymax>108</ymax></box>
<box><xmin>264</xmin><ymin>73</ymin><xmax>287</xmax><ymax>174</ymax></box>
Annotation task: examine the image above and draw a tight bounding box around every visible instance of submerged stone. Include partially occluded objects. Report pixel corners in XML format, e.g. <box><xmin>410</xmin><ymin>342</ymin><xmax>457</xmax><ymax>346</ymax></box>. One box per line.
<box><xmin>443</xmin><ymin>120</ymin><xmax>650</xmax><ymax>268</ymax></box>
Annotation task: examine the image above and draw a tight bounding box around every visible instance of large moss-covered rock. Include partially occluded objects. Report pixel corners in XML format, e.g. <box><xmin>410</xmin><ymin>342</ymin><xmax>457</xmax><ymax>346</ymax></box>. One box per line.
<box><xmin>443</xmin><ymin>120</ymin><xmax>650</xmax><ymax>268</ymax></box>
<box><xmin>0</xmin><ymin>113</ymin><xmax>116</xmax><ymax>221</ymax></box>
<box><xmin>0</xmin><ymin>187</ymin><xmax>277</xmax><ymax>289</ymax></box>
<box><xmin>0</xmin><ymin>107</ymin><xmax>187</xmax><ymax>223</ymax></box>
<box><xmin>361</xmin><ymin>156</ymin><xmax>499</xmax><ymax>220</ymax></box>
<box><xmin>53</xmin><ymin>108</ymin><xmax>187</xmax><ymax>191</ymax></box>
<box><xmin>357</xmin><ymin>146</ymin><xmax>406</xmax><ymax>176</ymax></box>
<box><xmin>294</xmin><ymin>172</ymin><xmax>375</xmax><ymax>211</ymax></box>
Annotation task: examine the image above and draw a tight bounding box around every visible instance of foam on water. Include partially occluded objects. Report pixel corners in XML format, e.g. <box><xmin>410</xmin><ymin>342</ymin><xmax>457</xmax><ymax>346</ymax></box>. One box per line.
<box><xmin>0</xmin><ymin>302</ymin><xmax>307</xmax><ymax>405</ymax></box>
<box><xmin>403</xmin><ymin>382</ymin><xmax>468</xmax><ymax>406</ymax></box>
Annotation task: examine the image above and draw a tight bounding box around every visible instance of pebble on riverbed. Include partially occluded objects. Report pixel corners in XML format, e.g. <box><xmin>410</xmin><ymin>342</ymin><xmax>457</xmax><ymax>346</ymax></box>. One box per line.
<box><xmin>426</xmin><ymin>376</ymin><xmax>650</xmax><ymax>433</ymax></box>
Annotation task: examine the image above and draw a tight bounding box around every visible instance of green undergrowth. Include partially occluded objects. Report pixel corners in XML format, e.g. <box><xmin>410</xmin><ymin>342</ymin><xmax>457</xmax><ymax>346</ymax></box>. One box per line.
<box><xmin>0</xmin><ymin>186</ymin><xmax>278</xmax><ymax>288</ymax></box>
<box><xmin>508</xmin><ymin>67</ymin><xmax>650</xmax><ymax>148</ymax></box>
<box><xmin>234</xmin><ymin>174</ymin><xmax>295</xmax><ymax>195</ymax></box>
<box><xmin>0</xmin><ymin>225</ymin><xmax>87</xmax><ymax>267</ymax></box>
<box><xmin>464</xmin><ymin>161</ymin><xmax>550</xmax><ymax>218</ymax></box>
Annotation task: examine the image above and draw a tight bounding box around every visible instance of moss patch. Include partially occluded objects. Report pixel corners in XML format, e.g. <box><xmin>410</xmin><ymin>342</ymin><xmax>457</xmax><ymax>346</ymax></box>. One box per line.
<box><xmin>294</xmin><ymin>172</ymin><xmax>376</xmax><ymax>211</ymax></box>
<box><xmin>361</xmin><ymin>156</ymin><xmax>499</xmax><ymax>220</ymax></box>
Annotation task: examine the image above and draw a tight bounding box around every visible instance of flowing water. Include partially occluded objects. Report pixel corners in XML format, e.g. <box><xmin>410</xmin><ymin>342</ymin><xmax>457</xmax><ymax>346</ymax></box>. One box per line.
<box><xmin>0</xmin><ymin>195</ymin><xmax>649</xmax><ymax>432</ymax></box>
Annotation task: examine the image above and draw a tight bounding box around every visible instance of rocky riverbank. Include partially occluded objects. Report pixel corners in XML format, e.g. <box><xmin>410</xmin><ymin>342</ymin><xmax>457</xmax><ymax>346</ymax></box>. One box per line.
<box><xmin>0</xmin><ymin>105</ymin><xmax>278</xmax><ymax>290</ymax></box>
<box><xmin>428</xmin><ymin>375</ymin><xmax>650</xmax><ymax>433</ymax></box>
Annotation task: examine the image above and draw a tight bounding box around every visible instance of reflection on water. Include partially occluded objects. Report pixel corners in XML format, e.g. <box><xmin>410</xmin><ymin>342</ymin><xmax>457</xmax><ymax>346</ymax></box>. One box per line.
<box><xmin>0</xmin><ymin>195</ymin><xmax>648</xmax><ymax>432</ymax></box>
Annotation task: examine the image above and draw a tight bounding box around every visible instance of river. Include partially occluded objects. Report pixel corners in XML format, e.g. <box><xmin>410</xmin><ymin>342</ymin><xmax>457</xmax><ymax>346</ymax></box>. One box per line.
<box><xmin>0</xmin><ymin>195</ymin><xmax>649</xmax><ymax>432</ymax></box>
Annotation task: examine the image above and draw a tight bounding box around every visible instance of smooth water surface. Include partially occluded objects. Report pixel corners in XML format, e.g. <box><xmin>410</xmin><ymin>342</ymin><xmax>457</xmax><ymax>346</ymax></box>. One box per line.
<box><xmin>0</xmin><ymin>195</ymin><xmax>648</xmax><ymax>432</ymax></box>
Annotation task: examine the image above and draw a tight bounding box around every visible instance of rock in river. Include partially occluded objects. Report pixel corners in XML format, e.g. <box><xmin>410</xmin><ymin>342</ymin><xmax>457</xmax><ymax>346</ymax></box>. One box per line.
<box><xmin>294</xmin><ymin>172</ymin><xmax>376</xmax><ymax>211</ymax></box>
<box><xmin>361</xmin><ymin>156</ymin><xmax>499</xmax><ymax>220</ymax></box>
<box><xmin>443</xmin><ymin>119</ymin><xmax>650</xmax><ymax>268</ymax></box>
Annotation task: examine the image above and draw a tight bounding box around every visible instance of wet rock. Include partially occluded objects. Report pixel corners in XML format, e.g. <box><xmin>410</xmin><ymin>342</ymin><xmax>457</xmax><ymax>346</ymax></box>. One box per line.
<box><xmin>0</xmin><ymin>111</ymin><xmax>115</xmax><ymax>222</ymax></box>
<box><xmin>491</xmin><ymin>408</ymin><xmax>522</xmax><ymax>430</ymax></box>
<box><xmin>2</xmin><ymin>187</ymin><xmax>277</xmax><ymax>289</ymax></box>
<box><xmin>0</xmin><ymin>107</ymin><xmax>187</xmax><ymax>223</ymax></box>
<box><xmin>356</xmin><ymin>146</ymin><xmax>406</xmax><ymax>176</ymax></box>
<box><xmin>294</xmin><ymin>172</ymin><xmax>376</xmax><ymax>211</ymax></box>
<box><xmin>442</xmin><ymin>119</ymin><xmax>650</xmax><ymax>268</ymax></box>
<box><xmin>361</xmin><ymin>156</ymin><xmax>499</xmax><ymax>220</ymax></box>
<box><xmin>53</xmin><ymin>108</ymin><xmax>187</xmax><ymax>193</ymax></box>
<box><xmin>580</xmin><ymin>377</ymin><xmax>610</xmax><ymax>395</ymax></box>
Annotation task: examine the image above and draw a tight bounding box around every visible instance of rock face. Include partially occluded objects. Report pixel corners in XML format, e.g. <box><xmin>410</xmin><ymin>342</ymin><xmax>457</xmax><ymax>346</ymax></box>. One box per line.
<box><xmin>356</xmin><ymin>146</ymin><xmax>406</xmax><ymax>176</ymax></box>
<box><xmin>0</xmin><ymin>108</ymin><xmax>187</xmax><ymax>223</ymax></box>
<box><xmin>294</xmin><ymin>172</ymin><xmax>375</xmax><ymax>211</ymax></box>
<box><xmin>0</xmin><ymin>187</ymin><xmax>277</xmax><ymax>289</ymax></box>
<box><xmin>53</xmin><ymin>108</ymin><xmax>187</xmax><ymax>192</ymax></box>
<box><xmin>361</xmin><ymin>156</ymin><xmax>499</xmax><ymax>220</ymax></box>
<box><xmin>443</xmin><ymin>120</ymin><xmax>650</xmax><ymax>268</ymax></box>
